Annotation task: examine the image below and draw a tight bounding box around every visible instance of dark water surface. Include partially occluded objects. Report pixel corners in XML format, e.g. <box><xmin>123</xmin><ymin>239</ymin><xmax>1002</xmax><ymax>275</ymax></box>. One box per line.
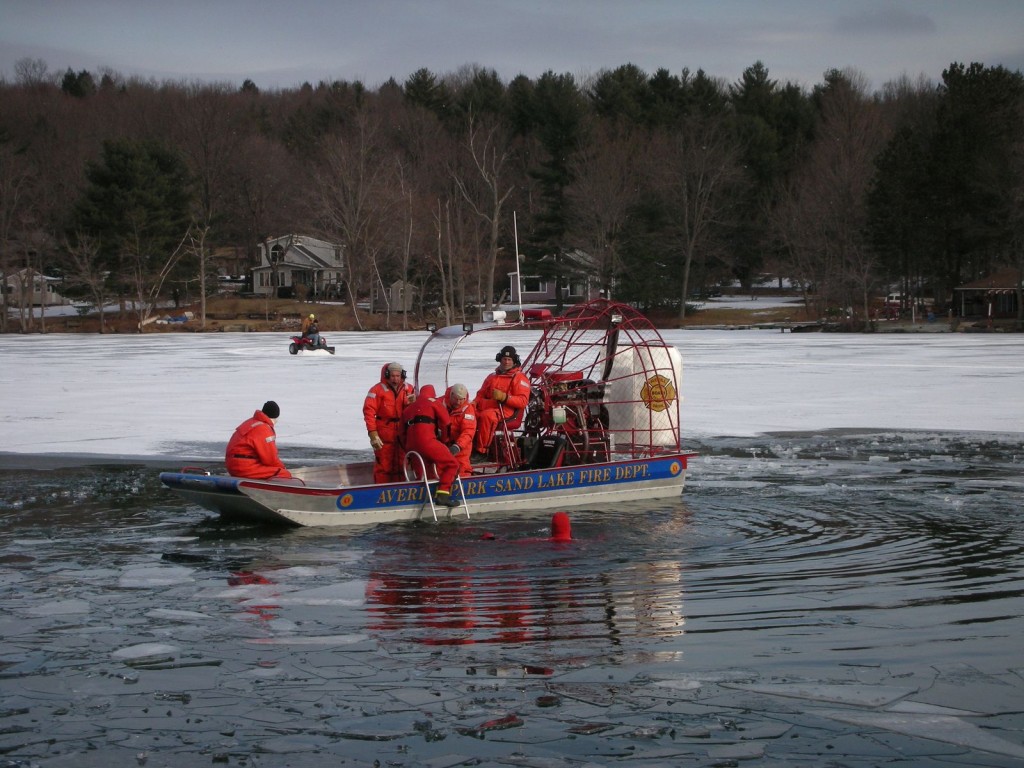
<box><xmin>2</xmin><ymin>431</ymin><xmax>1023</xmax><ymax>767</ymax></box>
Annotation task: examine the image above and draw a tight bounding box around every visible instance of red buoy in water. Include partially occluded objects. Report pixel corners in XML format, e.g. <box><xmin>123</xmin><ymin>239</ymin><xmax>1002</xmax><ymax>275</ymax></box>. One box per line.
<box><xmin>550</xmin><ymin>512</ymin><xmax>571</xmax><ymax>541</ymax></box>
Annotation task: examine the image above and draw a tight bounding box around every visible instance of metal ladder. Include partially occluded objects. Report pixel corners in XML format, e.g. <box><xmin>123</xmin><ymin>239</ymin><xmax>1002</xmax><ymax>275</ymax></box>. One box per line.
<box><xmin>404</xmin><ymin>451</ymin><xmax>470</xmax><ymax>522</ymax></box>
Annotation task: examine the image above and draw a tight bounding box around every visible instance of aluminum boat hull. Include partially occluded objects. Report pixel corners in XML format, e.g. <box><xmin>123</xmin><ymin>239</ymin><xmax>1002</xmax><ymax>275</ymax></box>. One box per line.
<box><xmin>160</xmin><ymin>453</ymin><xmax>693</xmax><ymax>527</ymax></box>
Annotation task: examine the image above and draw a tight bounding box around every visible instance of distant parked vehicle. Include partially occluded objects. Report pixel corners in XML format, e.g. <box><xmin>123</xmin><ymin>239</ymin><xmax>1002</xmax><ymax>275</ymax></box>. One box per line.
<box><xmin>879</xmin><ymin>294</ymin><xmax>906</xmax><ymax>320</ymax></box>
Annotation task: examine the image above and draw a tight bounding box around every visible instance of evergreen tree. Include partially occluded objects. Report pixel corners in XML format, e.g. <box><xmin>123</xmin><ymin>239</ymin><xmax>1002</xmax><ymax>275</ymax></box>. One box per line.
<box><xmin>930</xmin><ymin>62</ymin><xmax>1024</xmax><ymax>291</ymax></box>
<box><xmin>60</xmin><ymin>68</ymin><xmax>96</xmax><ymax>98</ymax></box>
<box><xmin>71</xmin><ymin>139</ymin><xmax>194</xmax><ymax>330</ymax></box>
<box><xmin>456</xmin><ymin>67</ymin><xmax>506</xmax><ymax>119</ymax></box>
<box><xmin>505</xmin><ymin>75</ymin><xmax>537</xmax><ymax>137</ymax></box>
<box><xmin>404</xmin><ymin>68</ymin><xmax>452</xmax><ymax>121</ymax></box>
<box><xmin>867</xmin><ymin>125</ymin><xmax>935</xmax><ymax>300</ymax></box>
<box><xmin>616</xmin><ymin>192</ymin><xmax>679</xmax><ymax>310</ymax></box>
<box><xmin>590</xmin><ymin>63</ymin><xmax>650</xmax><ymax>124</ymax></box>
<box><xmin>729</xmin><ymin>62</ymin><xmax>813</xmax><ymax>288</ymax></box>
<box><xmin>527</xmin><ymin>71</ymin><xmax>587</xmax><ymax>312</ymax></box>
<box><xmin>646</xmin><ymin>68</ymin><xmax>685</xmax><ymax>127</ymax></box>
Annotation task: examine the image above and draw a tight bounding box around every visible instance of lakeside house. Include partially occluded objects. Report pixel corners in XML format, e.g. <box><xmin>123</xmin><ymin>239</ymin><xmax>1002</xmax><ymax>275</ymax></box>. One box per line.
<box><xmin>953</xmin><ymin>268</ymin><xmax>1022</xmax><ymax>319</ymax></box>
<box><xmin>251</xmin><ymin>235</ymin><xmax>345</xmax><ymax>300</ymax></box>
<box><xmin>3</xmin><ymin>268</ymin><xmax>71</xmax><ymax>307</ymax></box>
<box><xmin>510</xmin><ymin>249</ymin><xmax>605</xmax><ymax>306</ymax></box>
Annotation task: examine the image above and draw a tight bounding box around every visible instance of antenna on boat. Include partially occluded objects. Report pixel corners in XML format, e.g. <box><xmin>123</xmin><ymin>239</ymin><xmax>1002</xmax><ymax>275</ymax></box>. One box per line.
<box><xmin>513</xmin><ymin>211</ymin><xmax>524</xmax><ymax>326</ymax></box>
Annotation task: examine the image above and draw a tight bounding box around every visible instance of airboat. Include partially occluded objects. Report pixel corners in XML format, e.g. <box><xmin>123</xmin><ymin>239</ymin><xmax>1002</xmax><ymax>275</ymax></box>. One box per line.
<box><xmin>160</xmin><ymin>299</ymin><xmax>694</xmax><ymax>527</ymax></box>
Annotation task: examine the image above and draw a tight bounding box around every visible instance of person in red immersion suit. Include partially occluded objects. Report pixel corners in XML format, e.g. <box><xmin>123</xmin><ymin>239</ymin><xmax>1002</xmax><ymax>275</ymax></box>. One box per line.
<box><xmin>550</xmin><ymin>511</ymin><xmax>572</xmax><ymax>541</ymax></box>
<box><xmin>444</xmin><ymin>383</ymin><xmax>477</xmax><ymax>478</ymax></box>
<box><xmin>225</xmin><ymin>401</ymin><xmax>292</xmax><ymax>479</ymax></box>
<box><xmin>402</xmin><ymin>385</ymin><xmax>460</xmax><ymax>507</ymax></box>
<box><xmin>363</xmin><ymin>362</ymin><xmax>416</xmax><ymax>484</ymax></box>
<box><xmin>473</xmin><ymin>345</ymin><xmax>531</xmax><ymax>457</ymax></box>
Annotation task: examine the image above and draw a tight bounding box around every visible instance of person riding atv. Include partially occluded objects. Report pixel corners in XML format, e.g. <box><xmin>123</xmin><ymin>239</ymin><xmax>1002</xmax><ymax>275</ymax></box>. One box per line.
<box><xmin>300</xmin><ymin>314</ymin><xmax>323</xmax><ymax>347</ymax></box>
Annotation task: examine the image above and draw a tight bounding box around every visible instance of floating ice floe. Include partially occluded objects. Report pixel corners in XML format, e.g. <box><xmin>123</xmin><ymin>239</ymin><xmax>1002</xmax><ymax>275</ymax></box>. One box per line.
<box><xmin>112</xmin><ymin>642</ymin><xmax>180</xmax><ymax>663</ymax></box>
<box><xmin>26</xmin><ymin>599</ymin><xmax>91</xmax><ymax>616</ymax></box>
<box><xmin>652</xmin><ymin>678</ymin><xmax>702</xmax><ymax>691</ymax></box>
<box><xmin>821</xmin><ymin>710</ymin><xmax>1024</xmax><ymax>759</ymax></box>
<box><xmin>245</xmin><ymin>634</ymin><xmax>368</xmax><ymax>646</ymax></box>
<box><xmin>887</xmin><ymin>700</ymin><xmax>980</xmax><ymax>716</ymax></box>
<box><xmin>261</xmin><ymin>580</ymin><xmax>367</xmax><ymax>607</ymax></box>
<box><xmin>723</xmin><ymin>682</ymin><xmax>917</xmax><ymax>708</ymax></box>
<box><xmin>146</xmin><ymin>608</ymin><xmax>214</xmax><ymax>622</ymax></box>
<box><xmin>118</xmin><ymin>565</ymin><xmax>195</xmax><ymax>588</ymax></box>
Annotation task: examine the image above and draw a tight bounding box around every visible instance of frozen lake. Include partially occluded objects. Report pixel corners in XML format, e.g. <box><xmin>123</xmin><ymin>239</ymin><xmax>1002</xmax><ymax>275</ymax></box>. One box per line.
<box><xmin>1</xmin><ymin>329</ymin><xmax>1023</xmax><ymax>765</ymax></box>
<box><xmin>1</xmin><ymin>328</ymin><xmax>1021</xmax><ymax>459</ymax></box>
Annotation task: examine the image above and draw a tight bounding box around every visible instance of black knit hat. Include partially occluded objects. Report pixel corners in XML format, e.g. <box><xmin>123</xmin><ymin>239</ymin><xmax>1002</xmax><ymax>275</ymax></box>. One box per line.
<box><xmin>262</xmin><ymin>400</ymin><xmax>281</xmax><ymax>419</ymax></box>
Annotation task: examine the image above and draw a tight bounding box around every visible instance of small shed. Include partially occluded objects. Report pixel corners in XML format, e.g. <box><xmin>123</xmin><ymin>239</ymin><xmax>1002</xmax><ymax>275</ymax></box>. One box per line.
<box><xmin>371</xmin><ymin>279</ymin><xmax>414</xmax><ymax>313</ymax></box>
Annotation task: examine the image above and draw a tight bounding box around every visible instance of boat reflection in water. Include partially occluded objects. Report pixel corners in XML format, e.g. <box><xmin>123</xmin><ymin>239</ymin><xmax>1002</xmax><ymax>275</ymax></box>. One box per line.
<box><xmin>363</xmin><ymin>513</ymin><xmax>688</xmax><ymax>648</ymax></box>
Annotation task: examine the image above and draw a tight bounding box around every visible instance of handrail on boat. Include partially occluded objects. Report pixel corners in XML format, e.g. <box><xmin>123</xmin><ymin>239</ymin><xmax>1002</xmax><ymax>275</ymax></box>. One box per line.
<box><xmin>403</xmin><ymin>451</ymin><xmax>437</xmax><ymax>521</ymax></box>
<box><xmin>404</xmin><ymin>450</ymin><xmax>470</xmax><ymax>521</ymax></box>
<box><xmin>454</xmin><ymin>475</ymin><xmax>470</xmax><ymax>520</ymax></box>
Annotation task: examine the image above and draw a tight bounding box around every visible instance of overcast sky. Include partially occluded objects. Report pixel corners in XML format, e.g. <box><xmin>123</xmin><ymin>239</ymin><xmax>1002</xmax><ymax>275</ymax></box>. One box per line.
<box><xmin>2</xmin><ymin>0</ymin><xmax>1023</xmax><ymax>93</ymax></box>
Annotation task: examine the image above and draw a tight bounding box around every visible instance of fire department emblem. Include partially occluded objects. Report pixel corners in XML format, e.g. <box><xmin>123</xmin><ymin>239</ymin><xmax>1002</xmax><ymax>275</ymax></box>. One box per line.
<box><xmin>640</xmin><ymin>374</ymin><xmax>675</xmax><ymax>413</ymax></box>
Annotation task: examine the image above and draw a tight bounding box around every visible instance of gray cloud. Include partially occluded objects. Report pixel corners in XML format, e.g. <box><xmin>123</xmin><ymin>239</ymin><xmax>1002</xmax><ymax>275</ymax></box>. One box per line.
<box><xmin>835</xmin><ymin>7</ymin><xmax>937</xmax><ymax>36</ymax></box>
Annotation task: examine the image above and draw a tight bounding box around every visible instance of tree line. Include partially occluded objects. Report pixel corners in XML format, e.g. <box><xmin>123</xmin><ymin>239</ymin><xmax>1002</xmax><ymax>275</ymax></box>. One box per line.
<box><xmin>2</xmin><ymin>55</ymin><xmax>1022</xmax><ymax>333</ymax></box>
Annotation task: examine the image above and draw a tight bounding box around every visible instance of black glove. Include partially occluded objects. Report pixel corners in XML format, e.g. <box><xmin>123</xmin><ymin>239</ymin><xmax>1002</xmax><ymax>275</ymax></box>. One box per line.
<box><xmin>449</xmin><ymin>444</ymin><xmax>461</xmax><ymax>455</ymax></box>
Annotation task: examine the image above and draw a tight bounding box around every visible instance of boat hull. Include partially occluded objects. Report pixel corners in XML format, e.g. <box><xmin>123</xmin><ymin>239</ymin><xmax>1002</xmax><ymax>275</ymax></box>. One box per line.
<box><xmin>160</xmin><ymin>453</ymin><xmax>693</xmax><ymax>528</ymax></box>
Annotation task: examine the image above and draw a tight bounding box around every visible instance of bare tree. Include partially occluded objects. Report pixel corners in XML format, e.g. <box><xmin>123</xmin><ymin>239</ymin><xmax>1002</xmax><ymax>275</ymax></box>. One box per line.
<box><xmin>0</xmin><ymin>142</ymin><xmax>36</xmax><ymax>333</ymax></box>
<box><xmin>451</xmin><ymin>114</ymin><xmax>515</xmax><ymax>311</ymax></box>
<box><xmin>62</xmin><ymin>233</ymin><xmax>111</xmax><ymax>333</ymax></box>
<box><xmin>13</xmin><ymin>58</ymin><xmax>54</xmax><ymax>88</ymax></box>
<box><xmin>394</xmin><ymin>161</ymin><xmax>416</xmax><ymax>330</ymax></box>
<box><xmin>432</xmin><ymin>198</ymin><xmax>452</xmax><ymax>325</ymax></box>
<box><xmin>313</xmin><ymin>115</ymin><xmax>400</xmax><ymax>330</ymax></box>
<box><xmin>427</xmin><ymin>195</ymin><xmax>479</xmax><ymax>326</ymax></box>
<box><xmin>173</xmin><ymin>83</ymin><xmax>245</xmax><ymax>328</ymax></box>
<box><xmin>392</xmin><ymin>156</ymin><xmax>450</xmax><ymax>329</ymax></box>
<box><xmin>125</xmin><ymin>225</ymin><xmax>192</xmax><ymax>331</ymax></box>
<box><xmin>25</xmin><ymin>230</ymin><xmax>59</xmax><ymax>333</ymax></box>
<box><xmin>1</xmin><ymin>73</ymin><xmax>102</xmax><ymax>334</ymax></box>
<box><xmin>774</xmin><ymin>70</ymin><xmax>889</xmax><ymax>324</ymax></box>
<box><xmin>773</xmin><ymin>179</ymin><xmax>844</xmax><ymax>318</ymax></box>
<box><xmin>566</xmin><ymin>119</ymin><xmax>644</xmax><ymax>298</ymax></box>
<box><xmin>651</xmin><ymin>117</ymin><xmax>744</xmax><ymax>321</ymax></box>
<box><xmin>227</xmin><ymin>134</ymin><xmax>298</xmax><ymax>281</ymax></box>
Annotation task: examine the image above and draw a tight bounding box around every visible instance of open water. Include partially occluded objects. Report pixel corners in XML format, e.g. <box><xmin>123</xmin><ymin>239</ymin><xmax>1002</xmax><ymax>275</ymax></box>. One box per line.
<box><xmin>1</xmin><ymin>429</ymin><xmax>1023</xmax><ymax>767</ymax></box>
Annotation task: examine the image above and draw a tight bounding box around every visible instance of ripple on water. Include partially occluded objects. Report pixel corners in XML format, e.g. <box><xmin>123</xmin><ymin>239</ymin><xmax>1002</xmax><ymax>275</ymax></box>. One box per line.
<box><xmin>0</xmin><ymin>431</ymin><xmax>1022</xmax><ymax>764</ymax></box>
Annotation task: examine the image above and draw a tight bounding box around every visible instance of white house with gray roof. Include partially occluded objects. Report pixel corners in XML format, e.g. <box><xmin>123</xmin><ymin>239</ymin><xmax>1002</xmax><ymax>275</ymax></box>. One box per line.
<box><xmin>251</xmin><ymin>235</ymin><xmax>345</xmax><ymax>299</ymax></box>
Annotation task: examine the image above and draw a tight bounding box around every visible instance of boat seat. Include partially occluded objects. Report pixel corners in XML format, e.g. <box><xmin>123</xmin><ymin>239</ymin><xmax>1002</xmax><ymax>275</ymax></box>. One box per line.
<box><xmin>527</xmin><ymin>434</ymin><xmax>567</xmax><ymax>469</ymax></box>
<box><xmin>491</xmin><ymin>408</ymin><xmax>525</xmax><ymax>469</ymax></box>
<box><xmin>500</xmin><ymin>406</ymin><xmax>525</xmax><ymax>431</ymax></box>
